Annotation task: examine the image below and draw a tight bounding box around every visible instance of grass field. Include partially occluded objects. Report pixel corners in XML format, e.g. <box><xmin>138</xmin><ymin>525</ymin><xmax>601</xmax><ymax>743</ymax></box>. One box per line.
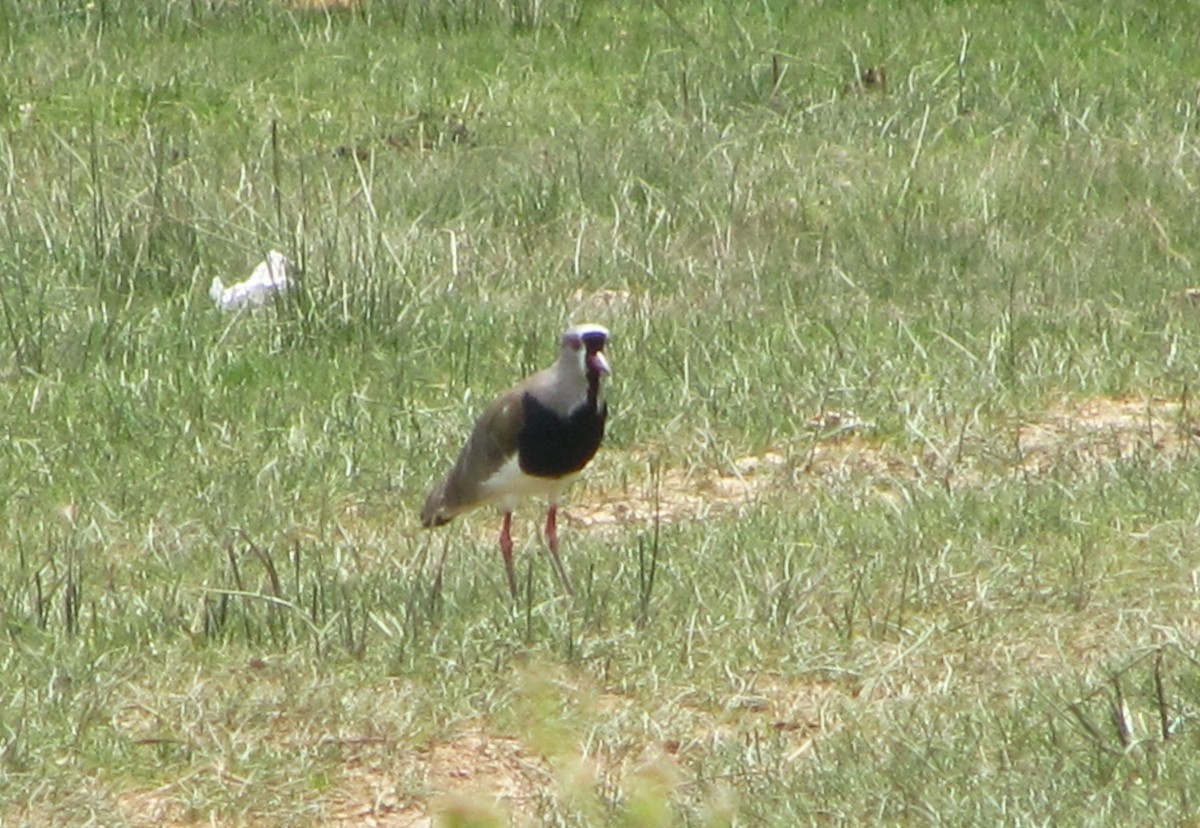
<box><xmin>3</xmin><ymin>0</ymin><xmax>1200</xmax><ymax>824</ymax></box>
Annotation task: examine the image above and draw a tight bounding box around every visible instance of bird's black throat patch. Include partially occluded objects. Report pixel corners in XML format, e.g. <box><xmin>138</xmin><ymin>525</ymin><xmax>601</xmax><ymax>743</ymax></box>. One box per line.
<box><xmin>517</xmin><ymin>393</ymin><xmax>607</xmax><ymax>478</ymax></box>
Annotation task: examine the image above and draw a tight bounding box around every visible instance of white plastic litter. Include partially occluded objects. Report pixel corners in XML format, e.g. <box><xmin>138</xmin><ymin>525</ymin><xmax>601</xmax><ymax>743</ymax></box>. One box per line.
<box><xmin>210</xmin><ymin>250</ymin><xmax>296</xmax><ymax>311</ymax></box>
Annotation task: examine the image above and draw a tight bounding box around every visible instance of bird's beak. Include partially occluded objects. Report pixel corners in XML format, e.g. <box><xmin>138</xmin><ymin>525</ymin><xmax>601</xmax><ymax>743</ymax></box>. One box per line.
<box><xmin>590</xmin><ymin>351</ymin><xmax>612</xmax><ymax>377</ymax></box>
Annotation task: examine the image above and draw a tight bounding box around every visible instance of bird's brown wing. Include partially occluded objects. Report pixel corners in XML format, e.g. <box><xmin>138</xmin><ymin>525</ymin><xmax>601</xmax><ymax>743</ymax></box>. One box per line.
<box><xmin>420</xmin><ymin>390</ymin><xmax>525</xmax><ymax>527</ymax></box>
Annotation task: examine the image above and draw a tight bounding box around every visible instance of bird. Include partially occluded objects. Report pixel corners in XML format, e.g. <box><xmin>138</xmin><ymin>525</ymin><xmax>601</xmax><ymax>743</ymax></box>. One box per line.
<box><xmin>420</xmin><ymin>323</ymin><xmax>612</xmax><ymax>597</ymax></box>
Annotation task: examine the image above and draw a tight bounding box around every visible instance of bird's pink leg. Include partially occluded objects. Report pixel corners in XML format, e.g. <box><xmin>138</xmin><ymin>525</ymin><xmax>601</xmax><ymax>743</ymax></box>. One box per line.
<box><xmin>499</xmin><ymin>511</ymin><xmax>518</xmax><ymax>598</ymax></box>
<box><xmin>544</xmin><ymin>504</ymin><xmax>574</xmax><ymax>595</ymax></box>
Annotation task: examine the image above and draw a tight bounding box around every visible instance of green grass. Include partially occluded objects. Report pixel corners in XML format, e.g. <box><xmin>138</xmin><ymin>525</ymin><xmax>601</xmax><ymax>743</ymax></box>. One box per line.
<box><xmin>3</xmin><ymin>0</ymin><xmax>1200</xmax><ymax>824</ymax></box>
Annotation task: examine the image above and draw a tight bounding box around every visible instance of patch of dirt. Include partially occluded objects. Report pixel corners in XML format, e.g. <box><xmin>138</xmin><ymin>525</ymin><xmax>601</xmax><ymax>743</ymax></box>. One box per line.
<box><xmin>1016</xmin><ymin>396</ymin><xmax>1197</xmax><ymax>473</ymax></box>
<box><xmin>674</xmin><ymin>674</ymin><xmax>846</xmax><ymax>764</ymax></box>
<box><xmin>322</xmin><ymin>667</ymin><xmax>847</xmax><ymax>827</ymax></box>
<box><xmin>569</xmin><ymin>410</ymin><xmax>913</xmax><ymax>530</ymax></box>
<box><xmin>327</xmin><ymin>729</ymin><xmax>551</xmax><ymax>827</ymax></box>
<box><xmin>571</xmin><ymin>438</ymin><xmax>905</xmax><ymax>529</ymax></box>
<box><xmin>567</xmin><ymin>396</ymin><xmax>1199</xmax><ymax>531</ymax></box>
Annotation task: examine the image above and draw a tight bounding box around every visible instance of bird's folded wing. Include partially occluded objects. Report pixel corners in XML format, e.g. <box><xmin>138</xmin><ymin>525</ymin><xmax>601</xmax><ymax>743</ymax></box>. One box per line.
<box><xmin>421</xmin><ymin>391</ymin><xmax>524</xmax><ymax>523</ymax></box>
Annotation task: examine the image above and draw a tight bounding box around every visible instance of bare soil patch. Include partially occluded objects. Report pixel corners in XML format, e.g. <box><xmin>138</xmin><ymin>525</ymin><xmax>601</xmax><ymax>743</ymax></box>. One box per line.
<box><xmin>1016</xmin><ymin>395</ymin><xmax>1196</xmax><ymax>473</ymax></box>
<box><xmin>568</xmin><ymin>396</ymin><xmax>1199</xmax><ymax>531</ymax></box>
<box><xmin>327</xmin><ymin>729</ymin><xmax>550</xmax><ymax>827</ymax></box>
<box><xmin>324</xmin><ymin>673</ymin><xmax>846</xmax><ymax>827</ymax></box>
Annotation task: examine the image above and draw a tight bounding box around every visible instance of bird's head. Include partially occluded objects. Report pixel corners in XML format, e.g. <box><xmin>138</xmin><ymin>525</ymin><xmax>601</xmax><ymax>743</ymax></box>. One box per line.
<box><xmin>563</xmin><ymin>323</ymin><xmax>611</xmax><ymax>381</ymax></box>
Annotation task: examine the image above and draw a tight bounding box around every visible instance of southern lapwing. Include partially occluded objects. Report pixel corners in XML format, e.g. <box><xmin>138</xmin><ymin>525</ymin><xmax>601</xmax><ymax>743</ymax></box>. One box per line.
<box><xmin>420</xmin><ymin>323</ymin><xmax>612</xmax><ymax>596</ymax></box>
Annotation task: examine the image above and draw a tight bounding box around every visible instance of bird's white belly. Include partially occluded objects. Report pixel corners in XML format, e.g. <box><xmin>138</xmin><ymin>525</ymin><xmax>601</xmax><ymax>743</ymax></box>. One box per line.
<box><xmin>479</xmin><ymin>456</ymin><xmax>578</xmax><ymax>511</ymax></box>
